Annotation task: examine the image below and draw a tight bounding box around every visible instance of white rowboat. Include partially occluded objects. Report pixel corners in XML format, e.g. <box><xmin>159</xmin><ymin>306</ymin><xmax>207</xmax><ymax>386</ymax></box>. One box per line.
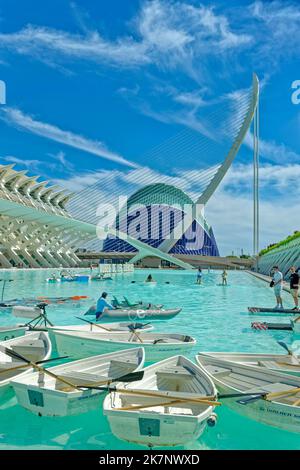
<box><xmin>0</xmin><ymin>331</ymin><xmax>52</xmax><ymax>401</ymax></box>
<box><xmin>103</xmin><ymin>355</ymin><xmax>217</xmax><ymax>447</ymax></box>
<box><xmin>12</xmin><ymin>348</ymin><xmax>145</xmax><ymax>417</ymax></box>
<box><xmin>48</xmin><ymin>322</ymin><xmax>154</xmax><ymax>334</ymax></box>
<box><xmin>0</xmin><ymin>326</ymin><xmax>27</xmax><ymax>342</ymax></box>
<box><xmin>196</xmin><ymin>355</ymin><xmax>300</xmax><ymax>434</ymax></box>
<box><xmin>53</xmin><ymin>330</ymin><xmax>196</xmax><ymax>362</ymax></box>
<box><xmin>197</xmin><ymin>351</ymin><xmax>300</xmax><ymax>376</ymax></box>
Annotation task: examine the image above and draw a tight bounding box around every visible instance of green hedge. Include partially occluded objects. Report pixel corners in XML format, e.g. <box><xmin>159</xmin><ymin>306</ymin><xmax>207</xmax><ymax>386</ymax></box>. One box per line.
<box><xmin>259</xmin><ymin>231</ymin><xmax>300</xmax><ymax>256</ymax></box>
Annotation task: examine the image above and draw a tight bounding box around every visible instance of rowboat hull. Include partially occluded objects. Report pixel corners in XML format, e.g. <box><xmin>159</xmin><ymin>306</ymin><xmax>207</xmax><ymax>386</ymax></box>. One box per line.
<box><xmin>0</xmin><ymin>326</ymin><xmax>27</xmax><ymax>342</ymax></box>
<box><xmin>106</xmin><ymin>409</ymin><xmax>209</xmax><ymax>447</ymax></box>
<box><xmin>104</xmin><ymin>356</ymin><xmax>216</xmax><ymax>447</ymax></box>
<box><xmin>212</xmin><ymin>381</ymin><xmax>300</xmax><ymax>434</ymax></box>
<box><xmin>12</xmin><ymin>348</ymin><xmax>145</xmax><ymax>417</ymax></box>
<box><xmin>54</xmin><ymin>331</ymin><xmax>196</xmax><ymax>362</ymax></box>
<box><xmin>197</xmin><ymin>356</ymin><xmax>300</xmax><ymax>434</ymax></box>
<box><xmin>0</xmin><ymin>331</ymin><xmax>52</xmax><ymax>401</ymax></box>
<box><xmin>198</xmin><ymin>351</ymin><xmax>300</xmax><ymax>376</ymax></box>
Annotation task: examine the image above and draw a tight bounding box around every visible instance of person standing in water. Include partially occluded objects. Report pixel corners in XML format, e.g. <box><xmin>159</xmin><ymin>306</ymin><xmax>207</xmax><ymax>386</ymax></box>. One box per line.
<box><xmin>289</xmin><ymin>266</ymin><xmax>299</xmax><ymax>310</ymax></box>
<box><xmin>95</xmin><ymin>292</ymin><xmax>115</xmax><ymax>320</ymax></box>
<box><xmin>221</xmin><ymin>269</ymin><xmax>228</xmax><ymax>285</ymax></box>
<box><xmin>272</xmin><ymin>266</ymin><xmax>283</xmax><ymax>310</ymax></box>
<box><xmin>196</xmin><ymin>267</ymin><xmax>202</xmax><ymax>284</ymax></box>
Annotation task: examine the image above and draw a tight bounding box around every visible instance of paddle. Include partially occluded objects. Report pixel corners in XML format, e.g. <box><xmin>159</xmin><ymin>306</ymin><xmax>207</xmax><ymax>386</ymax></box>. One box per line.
<box><xmin>72</xmin><ymin>370</ymin><xmax>145</xmax><ymax>390</ymax></box>
<box><xmin>0</xmin><ymin>345</ymin><xmax>83</xmax><ymax>390</ymax></box>
<box><xmin>116</xmin><ymin>397</ymin><xmax>221</xmax><ymax>411</ymax></box>
<box><xmin>82</xmin><ymin>386</ymin><xmax>220</xmax><ymax>405</ymax></box>
<box><xmin>75</xmin><ymin>316</ymin><xmax>113</xmax><ymax>332</ymax></box>
<box><xmin>0</xmin><ymin>355</ymin><xmax>69</xmax><ymax>375</ymax></box>
<box><xmin>0</xmin><ymin>344</ymin><xmax>145</xmax><ymax>392</ymax></box>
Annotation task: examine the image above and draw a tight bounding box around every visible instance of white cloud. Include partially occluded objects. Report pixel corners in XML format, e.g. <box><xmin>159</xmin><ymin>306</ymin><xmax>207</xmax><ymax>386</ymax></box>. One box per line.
<box><xmin>0</xmin><ymin>0</ymin><xmax>252</xmax><ymax>76</ymax></box>
<box><xmin>0</xmin><ymin>107</ymin><xmax>138</xmax><ymax>169</ymax></box>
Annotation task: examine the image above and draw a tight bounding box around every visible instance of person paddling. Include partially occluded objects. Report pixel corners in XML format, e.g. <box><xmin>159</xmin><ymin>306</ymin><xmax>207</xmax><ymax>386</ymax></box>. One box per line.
<box><xmin>289</xmin><ymin>266</ymin><xmax>299</xmax><ymax>310</ymax></box>
<box><xmin>95</xmin><ymin>292</ymin><xmax>115</xmax><ymax>320</ymax></box>
<box><xmin>221</xmin><ymin>270</ymin><xmax>228</xmax><ymax>286</ymax></box>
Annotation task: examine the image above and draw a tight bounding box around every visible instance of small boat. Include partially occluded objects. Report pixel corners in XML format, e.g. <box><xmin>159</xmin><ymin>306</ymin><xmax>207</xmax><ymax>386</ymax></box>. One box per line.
<box><xmin>197</xmin><ymin>351</ymin><xmax>300</xmax><ymax>376</ymax></box>
<box><xmin>291</xmin><ymin>316</ymin><xmax>300</xmax><ymax>334</ymax></box>
<box><xmin>48</xmin><ymin>322</ymin><xmax>154</xmax><ymax>334</ymax></box>
<box><xmin>53</xmin><ymin>330</ymin><xmax>196</xmax><ymax>362</ymax></box>
<box><xmin>0</xmin><ymin>331</ymin><xmax>52</xmax><ymax>400</ymax></box>
<box><xmin>84</xmin><ymin>306</ymin><xmax>181</xmax><ymax>321</ymax></box>
<box><xmin>0</xmin><ymin>326</ymin><xmax>27</xmax><ymax>342</ymax></box>
<box><xmin>196</xmin><ymin>355</ymin><xmax>300</xmax><ymax>434</ymax></box>
<box><xmin>12</xmin><ymin>348</ymin><xmax>145</xmax><ymax>417</ymax></box>
<box><xmin>103</xmin><ymin>355</ymin><xmax>217</xmax><ymax>447</ymax></box>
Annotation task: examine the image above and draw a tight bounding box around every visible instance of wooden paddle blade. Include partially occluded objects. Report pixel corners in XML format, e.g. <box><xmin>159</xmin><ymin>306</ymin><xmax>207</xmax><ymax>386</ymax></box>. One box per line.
<box><xmin>116</xmin><ymin>370</ymin><xmax>145</xmax><ymax>383</ymax></box>
<box><xmin>237</xmin><ymin>395</ymin><xmax>264</xmax><ymax>405</ymax></box>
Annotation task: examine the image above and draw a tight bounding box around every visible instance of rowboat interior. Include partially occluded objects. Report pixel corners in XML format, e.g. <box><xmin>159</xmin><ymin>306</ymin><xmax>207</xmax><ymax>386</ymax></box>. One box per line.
<box><xmin>15</xmin><ymin>348</ymin><xmax>144</xmax><ymax>394</ymax></box>
<box><xmin>109</xmin><ymin>357</ymin><xmax>214</xmax><ymax>416</ymax></box>
<box><xmin>198</xmin><ymin>352</ymin><xmax>300</xmax><ymax>372</ymax></box>
<box><xmin>197</xmin><ymin>356</ymin><xmax>300</xmax><ymax>407</ymax></box>
<box><xmin>0</xmin><ymin>332</ymin><xmax>50</xmax><ymax>382</ymax></box>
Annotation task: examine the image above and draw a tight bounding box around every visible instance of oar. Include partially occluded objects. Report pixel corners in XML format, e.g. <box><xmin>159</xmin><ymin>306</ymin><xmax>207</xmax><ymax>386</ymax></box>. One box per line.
<box><xmin>58</xmin><ymin>370</ymin><xmax>145</xmax><ymax>392</ymax></box>
<box><xmin>0</xmin><ymin>344</ymin><xmax>145</xmax><ymax>392</ymax></box>
<box><xmin>75</xmin><ymin>316</ymin><xmax>113</xmax><ymax>332</ymax></box>
<box><xmin>84</xmin><ymin>386</ymin><xmax>218</xmax><ymax>404</ymax></box>
<box><xmin>115</xmin><ymin>398</ymin><xmax>221</xmax><ymax>411</ymax></box>
<box><xmin>0</xmin><ymin>355</ymin><xmax>69</xmax><ymax>375</ymax></box>
<box><xmin>0</xmin><ymin>345</ymin><xmax>83</xmax><ymax>390</ymax></box>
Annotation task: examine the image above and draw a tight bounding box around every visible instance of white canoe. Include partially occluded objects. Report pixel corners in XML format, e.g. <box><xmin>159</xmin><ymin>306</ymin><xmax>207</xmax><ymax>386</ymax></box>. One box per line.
<box><xmin>12</xmin><ymin>348</ymin><xmax>145</xmax><ymax>417</ymax></box>
<box><xmin>85</xmin><ymin>307</ymin><xmax>181</xmax><ymax>321</ymax></box>
<box><xmin>196</xmin><ymin>355</ymin><xmax>300</xmax><ymax>434</ymax></box>
<box><xmin>53</xmin><ymin>330</ymin><xmax>196</xmax><ymax>362</ymax></box>
<box><xmin>198</xmin><ymin>351</ymin><xmax>300</xmax><ymax>376</ymax></box>
<box><xmin>48</xmin><ymin>322</ymin><xmax>154</xmax><ymax>334</ymax></box>
<box><xmin>0</xmin><ymin>326</ymin><xmax>27</xmax><ymax>342</ymax></box>
<box><xmin>0</xmin><ymin>331</ymin><xmax>52</xmax><ymax>401</ymax></box>
<box><xmin>103</xmin><ymin>355</ymin><xmax>217</xmax><ymax>447</ymax></box>
<box><xmin>291</xmin><ymin>316</ymin><xmax>300</xmax><ymax>334</ymax></box>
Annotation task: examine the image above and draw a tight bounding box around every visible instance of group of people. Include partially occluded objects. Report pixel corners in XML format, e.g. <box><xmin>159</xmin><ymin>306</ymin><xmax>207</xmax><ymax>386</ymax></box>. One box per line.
<box><xmin>271</xmin><ymin>265</ymin><xmax>299</xmax><ymax>310</ymax></box>
<box><xmin>196</xmin><ymin>267</ymin><xmax>228</xmax><ymax>285</ymax></box>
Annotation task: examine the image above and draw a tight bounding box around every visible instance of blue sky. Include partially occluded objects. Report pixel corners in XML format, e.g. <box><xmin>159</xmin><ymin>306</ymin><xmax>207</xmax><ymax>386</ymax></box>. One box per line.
<box><xmin>0</xmin><ymin>0</ymin><xmax>300</xmax><ymax>254</ymax></box>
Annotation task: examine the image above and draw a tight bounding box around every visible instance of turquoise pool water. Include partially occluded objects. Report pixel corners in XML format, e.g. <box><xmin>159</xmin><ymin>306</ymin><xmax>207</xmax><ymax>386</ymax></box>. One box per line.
<box><xmin>0</xmin><ymin>268</ymin><xmax>299</xmax><ymax>450</ymax></box>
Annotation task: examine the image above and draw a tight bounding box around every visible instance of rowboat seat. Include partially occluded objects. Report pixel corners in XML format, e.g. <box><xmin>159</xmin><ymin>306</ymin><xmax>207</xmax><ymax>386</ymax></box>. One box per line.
<box><xmin>0</xmin><ymin>361</ymin><xmax>25</xmax><ymax>370</ymax></box>
<box><xmin>56</xmin><ymin>371</ymin><xmax>107</xmax><ymax>386</ymax></box>
<box><xmin>11</xmin><ymin>341</ymin><xmax>45</xmax><ymax>358</ymax></box>
<box><xmin>205</xmin><ymin>365</ymin><xmax>232</xmax><ymax>378</ymax></box>
<box><xmin>244</xmin><ymin>382</ymin><xmax>298</xmax><ymax>397</ymax></box>
<box><xmin>109</xmin><ymin>359</ymin><xmax>136</xmax><ymax>368</ymax></box>
<box><xmin>156</xmin><ymin>366</ymin><xmax>193</xmax><ymax>381</ymax></box>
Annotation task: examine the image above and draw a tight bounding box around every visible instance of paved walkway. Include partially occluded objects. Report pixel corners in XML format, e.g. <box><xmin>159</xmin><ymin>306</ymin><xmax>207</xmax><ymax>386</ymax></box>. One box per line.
<box><xmin>247</xmin><ymin>270</ymin><xmax>299</xmax><ymax>297</ymax></box>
